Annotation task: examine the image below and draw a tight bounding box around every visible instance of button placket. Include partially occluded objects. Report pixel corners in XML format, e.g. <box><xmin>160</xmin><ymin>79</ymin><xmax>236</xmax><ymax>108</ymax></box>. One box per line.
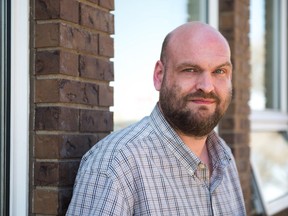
<box><xmin>197</xmin><ymin>162</ymin><xmax>210</xmax><ymax>187</ymax></box>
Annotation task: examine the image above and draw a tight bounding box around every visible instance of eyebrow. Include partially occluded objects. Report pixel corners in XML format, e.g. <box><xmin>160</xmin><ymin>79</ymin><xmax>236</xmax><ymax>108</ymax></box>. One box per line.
<box><xmin>175</xmin><ymin>63</ymin><xmax>201</xmax><ymax>71</ymax></box>
<box><xmin>175</xmin><ymin>61</ymin><xmax>233</xmax><ymax>71</ymax></box>
<box><xmin>216</xmin><ymin>62</ymin><xmax>233</xmax><ymax>69</ymax></box>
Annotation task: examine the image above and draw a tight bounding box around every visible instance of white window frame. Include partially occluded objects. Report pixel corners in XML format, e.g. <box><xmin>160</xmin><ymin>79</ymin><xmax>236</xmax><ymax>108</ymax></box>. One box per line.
<box><xmin>208</xmin><ymin>0</ymin><xmax>218</xmax><ymax>29</ymax></box>
<box><xmin>193</xmin><ymin>0</ymin><xmax>219</xmax><ymax>29</ymax></box>
<box><xmin>250</xmin><ymin>0</ymin><xmax>288</xmax><ymax>215</ymax></box>
<box><xmin>10</xmin><ymin>0</ymin><xmax>29</xmax><ymax>215</ymax></box>
<box><xmin>250</xmin><ymin>110</ymin><xmax>288</xmax><ymax>132</ymax></box>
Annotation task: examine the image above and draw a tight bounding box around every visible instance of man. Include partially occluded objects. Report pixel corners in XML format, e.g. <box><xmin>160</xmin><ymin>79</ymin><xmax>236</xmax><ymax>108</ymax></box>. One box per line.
<box><xmin>66</xmin><ymin>22</ymin><xmax>246</xmax><ymax>215</ymax></box>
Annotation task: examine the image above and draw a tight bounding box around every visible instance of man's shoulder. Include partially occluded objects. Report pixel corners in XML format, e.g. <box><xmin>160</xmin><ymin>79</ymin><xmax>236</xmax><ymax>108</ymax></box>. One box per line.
<box><xmin>78</xmin><ymin>116</ymin><xmax>153</xmax><ymax>172</ymax></box>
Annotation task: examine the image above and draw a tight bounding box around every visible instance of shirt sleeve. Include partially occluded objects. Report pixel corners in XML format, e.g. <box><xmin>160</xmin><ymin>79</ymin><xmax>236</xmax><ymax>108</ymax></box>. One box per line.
<box><xmin>66</xmin><ymin>168</ymin><xmax>132</xmax><ymax>216</ymax></box>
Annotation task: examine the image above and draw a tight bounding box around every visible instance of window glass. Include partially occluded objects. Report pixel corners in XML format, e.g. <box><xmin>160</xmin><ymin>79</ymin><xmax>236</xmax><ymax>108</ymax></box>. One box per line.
<box><xmin>251</xmin><ymin>132</ymin><xmax>288</xmax><ymax>203</ymax></box>
<box><xmin>249</xmin><ymin>0</ymin><xmax>265</xmax><ymax>110</ymax></box>
<box><xmin>188</xmin><ymin>0</ymin><xmax>208</xmax><ymax>22</ymax></box>
<box><xmin>250</xmin><ymin>0</ymin><xmax>283</xmax><ymax>111</ymax></box>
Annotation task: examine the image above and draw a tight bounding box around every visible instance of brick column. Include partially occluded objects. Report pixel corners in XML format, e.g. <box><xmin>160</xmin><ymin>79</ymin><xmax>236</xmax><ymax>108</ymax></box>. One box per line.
<box><xmin>30</xmin><ymin>0</ymin><xmax>114</xmax><ymax>215</ymax></box>
<box><xmin>218</xmin><ymin>0</ymin><xmax>251</xmax><ymax>215</ymax></box>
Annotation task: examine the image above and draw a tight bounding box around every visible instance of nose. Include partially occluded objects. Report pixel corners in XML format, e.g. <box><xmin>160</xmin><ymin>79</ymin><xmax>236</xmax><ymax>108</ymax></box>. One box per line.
<box><xmin>196</xmin><ymin>73</ymin><xmax>214</xmax><ymax>93</ymax></box>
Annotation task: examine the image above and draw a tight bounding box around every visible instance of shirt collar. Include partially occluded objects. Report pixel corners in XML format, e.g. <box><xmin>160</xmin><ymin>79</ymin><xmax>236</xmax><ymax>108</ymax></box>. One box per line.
<box><xmin>206</xmin><ymin>131</ymin><xmax>232</xmax><ymax>169</ymax></box>
<box><xmin>150</xmin><ymin>104</ymin><xmax>232</xmax><ymax>174</ymax></box>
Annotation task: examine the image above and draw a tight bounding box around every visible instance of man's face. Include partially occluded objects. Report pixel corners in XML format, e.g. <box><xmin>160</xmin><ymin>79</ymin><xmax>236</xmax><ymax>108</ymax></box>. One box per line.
<box><xmin>157</xmin><ymin>30</ymin><xmax>232</xmax><ymax>137</ymax></box>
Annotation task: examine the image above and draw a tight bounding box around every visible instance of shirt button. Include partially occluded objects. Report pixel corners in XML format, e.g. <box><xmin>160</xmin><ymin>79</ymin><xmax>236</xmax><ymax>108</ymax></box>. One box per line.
<box><xmin>199</xmin><ymin>163</ymin><xmax>206</xmax><ymax>169</ymax></box>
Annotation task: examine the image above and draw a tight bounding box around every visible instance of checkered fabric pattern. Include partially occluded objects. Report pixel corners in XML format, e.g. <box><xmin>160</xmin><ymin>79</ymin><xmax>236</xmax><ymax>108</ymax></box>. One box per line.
<box><xmin>66</xmin><ymin>104</ymin><xmax>246</xmax><ymax>216</ymax></box>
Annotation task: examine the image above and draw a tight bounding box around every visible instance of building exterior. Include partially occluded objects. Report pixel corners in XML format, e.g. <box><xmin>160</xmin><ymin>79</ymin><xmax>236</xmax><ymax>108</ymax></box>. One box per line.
<box><xmin>0</xmin><ymin>0</ymin><xmax>287</xmax><ymax>215</ymax></box>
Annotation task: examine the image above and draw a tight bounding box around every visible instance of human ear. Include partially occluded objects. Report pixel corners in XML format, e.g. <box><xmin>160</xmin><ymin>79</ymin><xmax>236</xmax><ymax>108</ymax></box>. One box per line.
<box><xmin>153</xmin><ymin>60</ymin><xmax>164</xmax><ymax>91</ymax></box>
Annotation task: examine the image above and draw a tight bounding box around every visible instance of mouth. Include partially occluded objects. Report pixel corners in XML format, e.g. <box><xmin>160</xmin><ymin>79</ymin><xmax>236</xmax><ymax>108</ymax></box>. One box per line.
<box><xmin>190</xmin><ymin>98</ymin><xmax>216</xmax><ymax>105</ymax></box>
<box><xmin>184</xmin><ymin>91</ymin><xmax>220</xmax><ymax>105</ymax></box>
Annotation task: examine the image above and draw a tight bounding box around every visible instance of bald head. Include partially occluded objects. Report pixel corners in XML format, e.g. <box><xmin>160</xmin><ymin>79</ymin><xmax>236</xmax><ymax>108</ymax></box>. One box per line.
<box><xmin>154</xmin><ymin>22</ymin><xmax>233</xmax><ymax>137</ymax></box>
<box><xmin>160</xmin><ymin>22</ymin><xmax>230</xmax><ymax>64</ymax></box>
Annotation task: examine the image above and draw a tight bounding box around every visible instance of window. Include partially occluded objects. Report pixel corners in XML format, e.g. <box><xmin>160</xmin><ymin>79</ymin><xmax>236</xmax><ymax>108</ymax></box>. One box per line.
<box><xmin>250</xmin><ymin>0</ymin><xmax>288</xmax><ymax>215</ymax></box>
<box><xmin>113</xmin><ymin>0</ymin><xmax>218</xmax><ymax>130</ymax></box>
<box><xmin>188</xmin><ymin>0</ymin><xmax>218</xmax><ymax>28</ymax></box>
<box><xmin>0</xmin><ymin>0</ymin><xmax>10</xmax><ymax>214</ymax></box>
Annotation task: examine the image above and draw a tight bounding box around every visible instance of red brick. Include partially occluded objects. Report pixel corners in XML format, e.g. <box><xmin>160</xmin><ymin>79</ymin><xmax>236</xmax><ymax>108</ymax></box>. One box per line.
<box><xmin>79</xmin><ymin>55</ymin><xmax>114</xmax><ymax>81</ymax></box>
<box><xmin>99</xmin><ymin>0</ymin><xmax>114</xmax><ymax>10</ymax></box>
<box><xmin>80</xmin><ymin>4</ymin><xmax>114</xmax><ymax>33</ymax></box>
<box><xmin>219</xmin><ymin>0</ymin><xmax>234</xmax><ymax>12</ymax></box>
<box><xmin>33</xmin><ymin>188</ymin><xmax>73</xmax><ymax>215</ymax></box>
<box><xmin>235</xmin><ymin>158</ymin><xmax>250</xmax><ymax>173</ymax></box>
<box><xmin>99</xmin><ymin>34</ymin><xmax>114</xmax><ymax>57</ymax></box>
<box><xmin>221</xmin><ymin>132</ymin><xmax>249</xmax><ymax>145</ymax></box>
<box><xmin>35</xmin><ymin>50</ymin><xmax>78</xmax><ymax>76</ymax></box>
<box><xmin>35</xmin><ymin>0</ymin><xmax>60</xmax><ymax>19</ymax></box>
<box><xmin>60</xmin><ymin>23</ymin><xmax>98</xmax><ymax>55</ymax></box>
<box><xmin>80</xmin><ymin>110</ymin><xmax>113</xmax><ymax>132</ymax></box>
<box><xmin>231</xmin><ymin>145</ymin><xmax>250</xmax><ymax>160</ymax></box>
<box><xmin>219</xmin><ymin>116</ymin><xmax>250</xmax><ymax>131</ymax></box>
<box><xmin>35</xmin><ymin>50</ymin><xmax>60</xmax><ymax>75</ymax></box>
<box><xmin>35</xmin><ymin>135</ymin><xmax>59</xmax><ymax>158</ymax></box>
<box><xmin>35</xmin><ymin>79</ymin><xmax>59</xmax><ymax>102</ymax></box>
<box><xmin>35</xmin><ymin>79</ymin><xmax>99</xmax><ymax>105</ymax></box>
<box><xmin>60</xmin><ymin>51</ymin><xmax>79</xmax><ymax>76</ymax></box>
<box><xmin>219</xmin><ymin>117</ymin><xmax>235</xmax><ymax>130</ymax></box>
<box><xmin>34</xmin><ymin>161</ymin><xmax>80</xmax><ymax>186</ymax></box>
<box><xmin>36</xmin><ymin>23</ymin><xmax>99</xmax><ymax>53</ymax></box>
<box><xmin>59</xmin><ymin>188</ymin><xmax>73</xmax><ymax>215</ymax></box>
<box><xmin>60</xmin><ymin>0</ymin><xmax>79</xmax><ymax>23</ymax></box>
<box><xmin>35</xmin><ymin>134</ymin><xmax>107</xmax><ymax>159</ymax></box>
<box><xmin>99</xmin><ymin>84</ymin><xmax>113</xmax><ymax>106</ymax></box>
<box><xmin>35</xmin><ymin>107</ymin><xmax>79</xmax><ymax>131</ymax></box>
<box><xmin>219</xmin><ymin>12</ymin><xmax>234</xmax><ymax>29</ymax></box>
<box><xmin>33</xmin><ymin>189</ymin><xmax>58</xmax><ymax>214</ymax></box>
<box><xmin>35</xmin><ymin>0</ymin><xmax>79</xmax><ymax>23</ymax></box>
<box><xmin>59</xmin><ymin>161</ymin><xmax>80</xmax><ymax>186</ymax></box>
<box><xmin>34</xmin><ymin>162</ymin><xmax>60</xmax><ymax>186</ymax></box>
<box><xmin>58</xmin><ymin>80</ymin><xmax>99</xmax><ymax>105</ymax></box>
<box><xmin>59</xmin><ymin>24</ymin><xmax>84</xmax><ymax>49</ymax></box>
<box><xmin>87</xmin><ymin>0</ymin><xmax>98</xmax><ymax>4</ymax></box>
<box><xmin>35</xmin><ymin>23</ymin><xmax>60</xmax><ymax>48</ymax></box>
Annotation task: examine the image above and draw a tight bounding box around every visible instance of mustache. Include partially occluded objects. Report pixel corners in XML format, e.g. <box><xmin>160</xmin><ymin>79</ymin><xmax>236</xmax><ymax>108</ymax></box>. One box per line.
<box><xmin>184</xmin><ymin>91</ymin><xmax>221</xmax><ymax>103</ymax></box>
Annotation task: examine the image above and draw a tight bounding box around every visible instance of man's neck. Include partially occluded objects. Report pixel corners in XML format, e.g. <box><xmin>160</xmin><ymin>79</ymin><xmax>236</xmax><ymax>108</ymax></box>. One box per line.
<box><xmin>178</xmin><ymin>133</ymin><xmax>207</xmax><ymax>156</ymax></box>
<box><xmin>178</xmin><ymin>132</ymin><xmax>211</xmax><ymax>171</ymax></box>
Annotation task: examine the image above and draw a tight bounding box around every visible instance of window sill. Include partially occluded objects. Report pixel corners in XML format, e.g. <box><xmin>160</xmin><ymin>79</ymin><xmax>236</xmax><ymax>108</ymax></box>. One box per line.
<box><xmin>250</xmin><ymin>110</ymin><xmax>288</xmax><ymax>132</ymax></box>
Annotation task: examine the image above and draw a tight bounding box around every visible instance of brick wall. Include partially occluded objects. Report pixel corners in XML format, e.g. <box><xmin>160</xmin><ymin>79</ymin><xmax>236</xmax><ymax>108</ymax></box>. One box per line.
<box><xmin>218</xmin><ymin>0</ymin><xmax>251</xmax><ymax>215</ymax></box>
<box><xmin>30</xmin><ymin>0</ymin><xmax>114</xmax><ymax>215</ymax></box>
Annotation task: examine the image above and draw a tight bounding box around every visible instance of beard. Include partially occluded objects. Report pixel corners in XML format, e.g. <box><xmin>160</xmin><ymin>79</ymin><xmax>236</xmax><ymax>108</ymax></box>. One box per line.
<box><xmin>159</xmin><ymin>82</ymin><xmax>232</xmax><ymax>137</ymax></box>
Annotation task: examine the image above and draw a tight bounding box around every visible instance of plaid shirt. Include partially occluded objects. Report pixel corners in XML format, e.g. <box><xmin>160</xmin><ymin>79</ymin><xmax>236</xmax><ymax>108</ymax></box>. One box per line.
<box><xmin>66</xmin><ymin>105</ymin><xmax>246</xmax><ymax>216</ymax></box>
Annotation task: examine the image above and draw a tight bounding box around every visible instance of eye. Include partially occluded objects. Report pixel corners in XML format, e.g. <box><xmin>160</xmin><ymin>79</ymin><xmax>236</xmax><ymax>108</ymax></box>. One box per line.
<box><xmin>214</xmin><ymin>69</ymin><xmax>225</xmax><ymax>74</ymax></box>
<box><xmin>182</xmin><ymin>68</ymin><xmax>198</xmax><ymax>73</ymax></box>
